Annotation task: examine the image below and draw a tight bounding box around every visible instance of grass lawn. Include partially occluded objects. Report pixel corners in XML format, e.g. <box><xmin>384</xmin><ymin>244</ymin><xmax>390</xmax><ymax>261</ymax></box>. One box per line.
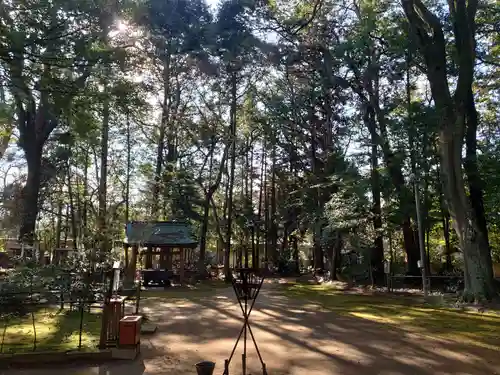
<box><xmin>282</xmin><ymin>283</ymin><xmax>500</xmax><ymax>351</ymax></box>
<box><xmin>0</xmin><ymin>308</ymin><xmax>101</xmax><ymax>354</ymax></box>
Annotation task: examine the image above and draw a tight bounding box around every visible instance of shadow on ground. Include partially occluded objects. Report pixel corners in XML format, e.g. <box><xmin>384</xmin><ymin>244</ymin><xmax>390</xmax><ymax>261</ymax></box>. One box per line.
<box><xmin>3</xmin><ymin>284</ymin><xmax>500</xmax><ymax>375</ymax></box>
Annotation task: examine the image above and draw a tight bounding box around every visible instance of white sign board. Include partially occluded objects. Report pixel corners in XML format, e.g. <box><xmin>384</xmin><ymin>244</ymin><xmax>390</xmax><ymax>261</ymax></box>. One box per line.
<box><xmin>384</xmin><ymin>262</ymin><xmax>390</xmax><ymax>274</ymax></box>
<box><xmin>112</xmin><ymin>269</ymin><xmax>120</xmax><ymax>292</ymax></box>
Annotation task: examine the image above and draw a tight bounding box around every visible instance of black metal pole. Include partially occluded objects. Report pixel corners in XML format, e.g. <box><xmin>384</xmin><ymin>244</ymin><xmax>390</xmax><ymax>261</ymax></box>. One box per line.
<box><xmin>246</xmin><ymin>320</ymin><xmax>265</xmax><ymax>365</ymax></box>
<box><xmin>227</xmin><ymin>320</ymin><xmax>245</xmax><ymax>362</ymax></box>
<box><xmin>242</xmin><ymin>296</ymin><xmax>247</xmax><ymax>375</ymax></box>
<box><xmin>135</xmin><ymin>280</ymin><xmax>141</xmax><ymax>315</ymax></box>
<box><xmin>79</xmin><ymin>303</ymin><xmax>84</xmax><ymax>350</ymax></box>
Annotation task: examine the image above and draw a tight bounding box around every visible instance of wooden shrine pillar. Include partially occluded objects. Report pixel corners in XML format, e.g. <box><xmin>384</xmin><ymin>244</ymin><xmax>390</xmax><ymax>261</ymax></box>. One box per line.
<box><xmin>123</xmin><ymin>243</ymin><xmax>130</xmax><ymax>281</ymax></box>
<box><xmin>159</xmin><ymin>247</ymin><xmax>168</xmax><ymax>269</ymax></box>
<box><xmin>145</xmin><ymin>246</ymin><xmax>153</xmax><ymax>269</ymax></box>
<box><xmin>179</xmin><ymin>248</ymin><xmax>185</xmax><ymax>285</ymax></box>
<box><xmin>128</xmin><ymin>244</ymin><xmax>138</xmax><ymax>281</ymax></box>
<box><xmin>166</xmin><ymin>249</ymin><xmax>173</xmax><ymax>270</ymax></box>
<box><xmin>123</xmin><ymin>243</ymin><xmax>130</xmax><ymax>269</ymax></box>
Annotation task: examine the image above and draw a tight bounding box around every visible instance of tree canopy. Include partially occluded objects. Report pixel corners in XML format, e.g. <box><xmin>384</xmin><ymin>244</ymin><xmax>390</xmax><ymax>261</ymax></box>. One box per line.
<box><xmin>0</xmin><ymin>0</ymin><xmax>499</xmax><ymax>301</ymax></box>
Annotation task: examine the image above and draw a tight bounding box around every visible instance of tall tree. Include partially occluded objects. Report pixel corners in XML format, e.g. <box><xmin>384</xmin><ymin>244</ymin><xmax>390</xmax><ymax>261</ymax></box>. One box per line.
<box><xmin>141</xmin><ymin>0</ymin><xmax>212</xmax><ymax>218</ymax></box>
<box><xmin>0</xmin><ymin>0</ymin><xmax>113</xmax><ymax>244</ymax></box>
<box><xmin>403</xmin><ymin>0</ymin><xmax>496</xmax><ymax>300</ymax></box>
<box><xmin>214</xmin><ymin>0</ymin><xmax>262</xmax><ymax>279</ymax></box>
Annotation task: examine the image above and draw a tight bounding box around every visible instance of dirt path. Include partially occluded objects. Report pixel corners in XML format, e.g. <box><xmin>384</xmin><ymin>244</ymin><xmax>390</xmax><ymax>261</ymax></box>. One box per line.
<box><xmin>4</xmin><ymin>283</ymin><xmax>500</xmax><ymax>375</ymax></box>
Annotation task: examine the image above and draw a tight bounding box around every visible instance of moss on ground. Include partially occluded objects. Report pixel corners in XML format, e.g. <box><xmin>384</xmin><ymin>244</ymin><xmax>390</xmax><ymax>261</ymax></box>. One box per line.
<box><xmin>282</xmin><ymin>283</ymin><xmax>500</xmax><ymax>351</ymax></box>
<box><xmin>0</xmin><ymin>308</ymin><xmax>101</xmax><ymax>353</ymax></box>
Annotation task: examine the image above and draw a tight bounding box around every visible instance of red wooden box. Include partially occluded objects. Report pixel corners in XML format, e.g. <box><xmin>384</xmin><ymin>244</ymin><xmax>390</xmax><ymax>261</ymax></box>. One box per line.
<box><xmin>119</xmin><ymin>315</ymin><xmax>142</xmax><ymax>346</ymax></box>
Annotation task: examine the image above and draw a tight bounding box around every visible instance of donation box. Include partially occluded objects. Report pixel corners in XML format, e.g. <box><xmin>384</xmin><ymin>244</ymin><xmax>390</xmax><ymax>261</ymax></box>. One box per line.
<box><xmin>119</xmin><ymin>315</ymin><xmax>142</xmax><ymax>346</ymax></box>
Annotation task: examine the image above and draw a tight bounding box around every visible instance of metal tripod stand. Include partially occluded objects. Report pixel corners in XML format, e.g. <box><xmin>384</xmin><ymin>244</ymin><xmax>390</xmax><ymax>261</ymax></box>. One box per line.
<box><xmin>223</xmin><ymin>268</ymin><xmax>267</xmax><ymax>375</ymax></box>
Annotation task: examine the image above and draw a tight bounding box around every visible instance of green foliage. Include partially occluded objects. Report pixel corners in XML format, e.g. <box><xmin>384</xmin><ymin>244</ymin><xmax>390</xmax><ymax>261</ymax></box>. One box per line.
<box><xmin>325</xmin><ymin>174</ymin><xmax>371</xmax><ymax>231</ymax></box>
<box><xmin>140</xmin><ymin>0</ymin><xmax>213</xmax><ymax>55</ymax></box>
<box><xmin>214</xmin><ymin>0</ymin><xmax>264</xmax><ymax>71</ymax></box>
<box><xmin>0</xmin><ymin>264</ymin><xmax>72</xmax><ymax>318</ymax></box>
<box><xmin>167</xmin><ymin>169</ymin><xmax>205</xmax><ymax>223</ymax></box>
<box><xmin>0</xmin><ymin>0</ymin><xmax>498</xmax><ymax>296</ymax></box>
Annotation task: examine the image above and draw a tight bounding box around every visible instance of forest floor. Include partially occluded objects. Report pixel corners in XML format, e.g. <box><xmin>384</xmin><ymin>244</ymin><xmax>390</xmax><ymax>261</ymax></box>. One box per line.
<box><xmin>0</xmin><ymin>308</ymin><xmax>101</xmax><ymax>353</ymax></box>
<box><xmin>4</xmin><ymin>279</ymin><xmax>500</xmax><ymax>375</ymax></box>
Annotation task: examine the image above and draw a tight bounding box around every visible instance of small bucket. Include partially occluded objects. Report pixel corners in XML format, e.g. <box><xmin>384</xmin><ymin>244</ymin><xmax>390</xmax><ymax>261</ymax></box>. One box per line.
<box><xmin>195</xmin><ymin>361</ymin><xmax>216</xmax><ymax>375</ymax></box>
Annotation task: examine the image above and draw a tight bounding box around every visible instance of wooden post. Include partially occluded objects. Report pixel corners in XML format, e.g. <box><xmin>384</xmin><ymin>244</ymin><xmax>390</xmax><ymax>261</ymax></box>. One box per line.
<box><xmin>99</xmin><ymin>303</ymin><xmax>110</xmax><ymax>349</ymax></box>
<box><xmin>166</xmin><ymin>248</ymin><xmax>173</xmax><ymax>270</ymax></box>
<box><xmin>129</xmin><ymin>244</ymin><xmax>138</xmax><ymax>281</ymax></box>
<box><xmin>99</xmin><ymin>272</ymin><xmax>114</xmax><ymax>349</ymax></box>
<box><xmin>123</xmin><ymin>243</ymin><xmax>129</xmax><ymax>268</ymax></box>
<box><xmin>145</xmin><ymin>246</ymin><xmax>153</xmax><ymax>269</ymax></box>
<box><xmin>160</xmin><ymin>248</ymin><xmax>168</xmax><ymax>269</ymax></box>
<box><xmin>180</xmin><ymin>247</ymin><xmax>185</xmax><ymax>285</ymax></box>
<box><xmin>135</xmin><ymin>281</ymin><xmax>141</xmax><ymax>314</ymax></box>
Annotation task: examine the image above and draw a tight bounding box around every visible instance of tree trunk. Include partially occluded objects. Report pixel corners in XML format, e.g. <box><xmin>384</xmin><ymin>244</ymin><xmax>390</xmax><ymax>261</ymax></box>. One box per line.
<box><xmin>330</xmin><ymin>232</ymin><xmax>342</xmax><ymax>281</ymax></box>
<box><xmin>198</xmin><ymin>199</ymin><xmax>211</xmax><ymax>276</ymax></box>
<box><xmin>269</xmin><ymin>139</ymin><xmax>277</xmax><ymax>266</ymax></box>
<box><xmin>55</xmin><ymin>185</ymin><xmax>63</xmax><ymax>251</ymax></box>
<box><xmin>309</xmin><ymin>107</ymin><xmax>324</xmax><ymax>272</ymax></box>
<box><xmin>256</xmin><ymin>141</ymin><xmax>265</xmax><ymax>270</ymax></box>
<box><xmin>49</xmin><ymin>196</ymin><xmax>56</xmax><ymax>263</ymax></box>
<box><xmin>313</xmin><ymin>235</ymin><xmax>324</xmax><ymax>271</ymax></box>
<box><xmin>97</xmin><ymin>91</ymin><xmax>110</xmax><ymax>259</ymax></box>
<box><xmin>264</xmin><ymin>154</ymin><xmax>269</xmax><ymax>264</ymax></box>
<box><xmin>64</xmin><ymin>200</ymin><xmax>69</xmax><ymax>247</ymax></box>
<box><xmin>82</xmin><ymin>148</ymin><xmax>89</xmax><ymax>247</ymax></box>
<box><xmin>248</xmin><ymin>140</ymin><xmax>254</xmax><ymax>268</ymax></box>
<box><xmin>0</xmin><ymin>84</ymin><xmax>12</xmax><ymax>161</ymax></box>
<box><xmin>366</xmin><ymin>108</ymin><xmax>384</xmax><ymax>283</ymax></box>
<box><xmin>348</xmin><ymin>30</ymin><xmax>419</xmax><ymax>275</ymax></box>
<box><xmin>403</xmin><ymin>0</ymin><xmax>495</xmax><ymax>300</ymax></box>
<box><xmin>281</xmin><ymin>227</ymin><xmax>289</xmax><ymax>263</ymax></box>
<box><xmin>19</xmin><ymin>147</ymin><xmax>43</xmax><ymax>244</ymax></box>
<box><xmin>402</xmin><ymin>220</ymin><xmax>419</xmax><ymax>275</ymax></box>
<box><xmin>404</xmin><ymin>45</ymin><xmax>421</xmax><ymax>277</ymax></box>
<box><xmin>197</xmin><ymin>137</ymin><xmax>229</xmax><ymax>275</ymax></box>
<box><xmin>443</xmin><ymin>214</ymin><xmax>452</xmax><ymax>270</ymax></box>
<box><xmin>464</xmin><ymin>87</ymin><xmax>489</xmax><ymax>248</ymax></box>
<box><xmin>292</xmin><ymin>236</ymin><xmax>299</xmax><ymax>274</ymax></box>
<box><xmin>152</xmin><ymin>51</ymin><xmax>171</xmax><ymax>218</ymax></box>
<box><xmin>377</xmin><ymin>118</ymin><xmax>419</xmax><ymax>274</ymax></box>
<box><xmin>165</xmin><ymin>75</ymin><xmax>181</xmax><ymax>217</ymax></box>
<box><xmin>440</xmin><ymin>110</ymin><xmax>495</xmax><ymax>300</ymax></box>
<box><xmin>224</xmin><ymin>71</ymin><xmax>237</xmax><ymax>281</ymax></box>
<box><xmin>124</xmin><ymin>113</ymin><xmax>131</xmax><ymax>272</ymax></box>
<box><xmin>66</xmin><ymin>163</ymin><xmax>78</xmax><ymax>250</ymax></box>
<box><xmin>438</xmin><ymin>167</ymin><xmax>452</xmax><ymax>270</ymax></box>
<box><xmin>423</xmin><ymin>164</ymin><xmax>431</xmax><ymax>275</ymax></box>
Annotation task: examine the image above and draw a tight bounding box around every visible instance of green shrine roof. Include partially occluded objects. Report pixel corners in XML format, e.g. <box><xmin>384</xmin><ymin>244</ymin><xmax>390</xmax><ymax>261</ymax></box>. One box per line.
<box><xmin>125</xmin><ymin>221</ymin><xmax>198</xmax><ymax>247</ymax></box>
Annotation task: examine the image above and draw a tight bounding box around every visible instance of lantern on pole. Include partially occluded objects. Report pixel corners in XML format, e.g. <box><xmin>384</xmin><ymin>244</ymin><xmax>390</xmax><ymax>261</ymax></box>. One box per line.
<box><xmin>223</xmin><ymin>268</ymin><xmax>267</xmax><ymax>375</ymax></box>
